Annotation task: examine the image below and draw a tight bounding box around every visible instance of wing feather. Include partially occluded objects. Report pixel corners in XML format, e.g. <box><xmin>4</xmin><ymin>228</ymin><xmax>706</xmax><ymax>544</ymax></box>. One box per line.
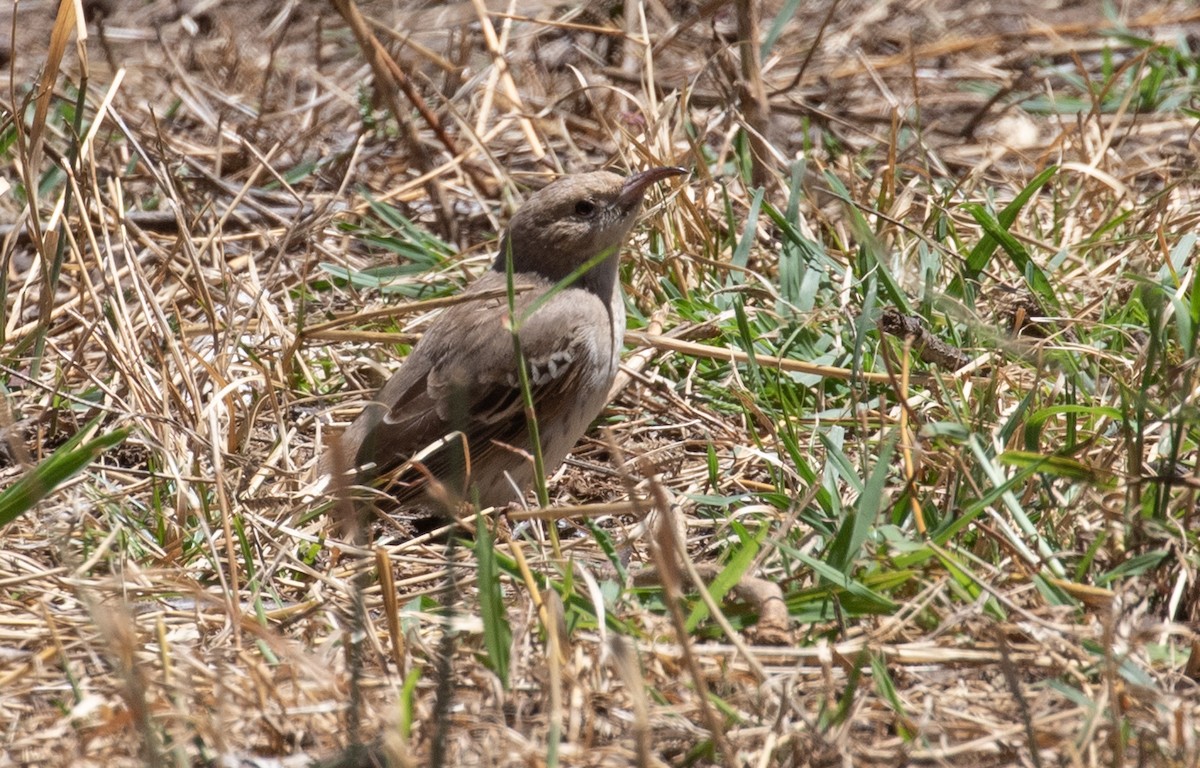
<box><xmin>339</xmin><ymin>272</ymin><xmax>613</xmax><ymax>506</ymax></box>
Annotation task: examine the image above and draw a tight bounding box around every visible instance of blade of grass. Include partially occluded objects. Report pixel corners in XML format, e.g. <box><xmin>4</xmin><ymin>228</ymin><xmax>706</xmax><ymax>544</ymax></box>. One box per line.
<box><xmin>475</xmin><ymin>510</ymin><xmax>511</xmax><ymax>686</ymax></box>
<box><xmin>827</xmin><ymin>439</ymin><xmax>896</xmax><ymax>575</ymax></box>
<box><xmin>966</xmin><ymin>203</ymin><xmax>1059</xmax><ymax>311</ymax></box>
<box><xmin>966</xmin><ymin>434</ymin><xmax>1067</xmax><ymax>579</ymax></box>
<box><xmin>684</xmin><ymin>522</ymin><xmax>763</xmax><ymax>632</ymax></box>
<box><xmin>953</xmin><ymin>165</ymin><xmax>1059</xmax><ymax>292</ymax></box>
<box><xmin>0</xmin><ymin>420</ymin><xmax>129</xmax><ymax>527</ymax></box>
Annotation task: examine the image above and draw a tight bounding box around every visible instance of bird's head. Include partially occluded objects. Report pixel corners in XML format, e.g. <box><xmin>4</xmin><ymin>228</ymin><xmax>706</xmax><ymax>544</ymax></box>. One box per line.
<box><xmin>497</xmin><ymin>167</ymin><xmax>686</xmax><ymax>283</ymax></box>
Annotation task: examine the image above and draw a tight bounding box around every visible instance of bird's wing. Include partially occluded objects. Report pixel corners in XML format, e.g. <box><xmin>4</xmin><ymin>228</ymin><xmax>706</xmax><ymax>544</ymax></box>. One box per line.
<box><xmin>346</xmin><ymin>274</ymin><xmax>614</xmax><ymax>498</ymax></box>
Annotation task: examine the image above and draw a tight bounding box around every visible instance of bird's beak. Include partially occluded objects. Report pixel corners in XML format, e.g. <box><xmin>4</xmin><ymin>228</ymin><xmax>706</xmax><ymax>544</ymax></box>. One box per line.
<box><xmin>618</xmin><ymin>166</ymin><xmax>689</xmax><ymax>208</ymax></box>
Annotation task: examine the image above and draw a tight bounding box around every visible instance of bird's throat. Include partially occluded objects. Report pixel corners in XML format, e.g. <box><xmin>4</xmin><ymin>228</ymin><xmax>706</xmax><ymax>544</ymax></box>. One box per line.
<box><xmin>576</xmin><ymin>248</ymin><xmax>621</xmax><ymax>303</ymax></box>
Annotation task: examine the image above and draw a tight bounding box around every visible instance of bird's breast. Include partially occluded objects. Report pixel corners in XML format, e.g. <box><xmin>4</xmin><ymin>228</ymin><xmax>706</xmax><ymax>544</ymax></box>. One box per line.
<box><xmin>537</xmin><ymin>289</ymin><xmax>624</xmax><ymax>468</ymax></box>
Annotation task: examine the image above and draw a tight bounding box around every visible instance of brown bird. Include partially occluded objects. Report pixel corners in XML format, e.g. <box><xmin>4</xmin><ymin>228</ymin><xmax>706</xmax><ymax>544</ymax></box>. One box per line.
<box><xmin>326</xmin><ymin>167</ymin><xmax>687</xmax><ymax>513</ymax></box>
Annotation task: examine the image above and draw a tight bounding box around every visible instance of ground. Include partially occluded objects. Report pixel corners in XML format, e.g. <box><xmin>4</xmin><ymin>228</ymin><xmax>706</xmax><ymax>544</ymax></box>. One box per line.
<box><xmin>2</xmin><ymin>0</ymin><xmax>1200</xmax><ymax>766</ymax></box>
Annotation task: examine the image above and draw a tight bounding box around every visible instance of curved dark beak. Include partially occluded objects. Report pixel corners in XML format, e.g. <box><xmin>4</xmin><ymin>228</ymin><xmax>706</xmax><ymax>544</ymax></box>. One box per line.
<box><xmin>618</xmin><ymin>166</ymin><xmax>689</xmax><ymax>207</ymax></box>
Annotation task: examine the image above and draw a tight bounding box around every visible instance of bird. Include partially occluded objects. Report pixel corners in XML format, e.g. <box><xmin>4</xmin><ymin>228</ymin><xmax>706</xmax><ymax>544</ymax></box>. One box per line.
<box><xmin>324</xmin><ymin>166</ymin><xmax>687</xmax><ymax>517</ymax></box>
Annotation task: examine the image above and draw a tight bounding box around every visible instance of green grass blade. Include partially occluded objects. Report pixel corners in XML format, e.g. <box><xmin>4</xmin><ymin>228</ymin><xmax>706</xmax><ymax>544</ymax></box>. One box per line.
<box><xmin>0</xmin><ymin>422</ymin><xmax>130</xmax><ymax>528</ymax></box>
<box><xmin>966</xmin><ymin>434</ymin><xmax>1067</xmax><ymax>579</ymax></box>
<box><xmin>964</xmin><ymin>203</ymin><xmax>1059</xmax><ymax>311</ymax></box>
<box><xmin>961</xmin><ymin>165</ymin><xmax>1058</xmax><ymax>279</ymax></box>
<box><xmin>827</xmin><ymin>439</ymin><xmax>896</xmax><ymax>575</ymax></box>
<box><xmin>474</xmin><ymin>511</ymin><xmax>511</xmax><ymax>686</ymax></box>
<box><xmin>685</xmin><ymin>522</ymin><xmax>763</xmax><ymax>632</ymax></box>
<box><xmin>791</xmin><ymin>550</ymin><xmax>899</xmax><ymax>613</ymax></box>
<box><xmin>729</xmin><ymin>187</ymin><xmax>765</xmax><ymax>284</ymax></box>
<box><xmin>997</xmin><ymin>450</ymin><xmax>1114</xmax><ymax>485</ymax></box>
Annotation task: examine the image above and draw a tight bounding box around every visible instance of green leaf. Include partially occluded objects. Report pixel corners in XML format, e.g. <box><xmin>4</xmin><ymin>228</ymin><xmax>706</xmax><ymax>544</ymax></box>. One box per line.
<box><xmin>1096</xmin><ymin>551</ymin><xmax>1170</xmax><ymax>586</ymax></box>
<box><xmin>0</xmin><ymin>420</ymin><xmax>130</xmax><ymax>528</ymax></box>
<box><xmin>824</xmin><ymin>648</ymin><xmax>867</xmax><ymax>728</ymax></box>
<box><xmin>950</xmin><ymin>165</ymin><xmax>1058</xmax><ymax>298</ymax></box>
<box><xmin>871</xmin><ymin>653</ymin><xmax>913</xmax><ymax>740</ymax></box>
<box><xmin>316</xmin><ymin>262</ymin><xmax>454</xmax><ymax>297</ymax></box>
<box><xmin>730</xmin><ymin>186</ymin><xmax>764</xmax><ymax>284</ymax></box>
<box><xmin>399</xmin><ymin>667</ymin><xmax>422</xmax><ymax>739</ymax></box>
<box><xmin>762</xmin><ymin>0</ymin><xmax>802</xmax><ymax>57</ymax></box>
<box><xmin>1023</xmin><ymin>404</ymin><xmax>1123</xmax><ymax>452</ymax></box>
<box><xmin>363</xmin><ymin>193</ymin><xmax>456</xmax><ymax>262</ymax></box>
<box><xmin>1174</xmin><ymin>233</ymin><xmax>1199</xmax><ymax>355</ymax></box>
<box><xmin>791</xmin><ymin>550</ymin><xmax>899</xmax><ymax>613</ymax></box>
<box><xmin>966</xmin><ymin>434</ymin><xmax>1067</xmax><ymax>580</ymax></box>
<box><xmin>685</xmin><ymin>523</ymin><xmax>763</xmax><ymax>632</ymax></box>
<box><xmin>827</xmin><ymin>440</ymin><xmax>896</xmax><ymax>575</ymax></box>
<box><xmin>474</xmin><ymin>512</ymin><xmax>511</xmax><ymax>686</ymax></box>
<box><xmin>997</xmin><ymin>450</ymin><xmax>1114</xmax><ymax>485</ymax></box>
<box><xmin>964</xmin><ymin>203</ymin><xmax>1058</xmax><ymax>311</ymax></box>
<box><xmin>927</xmin><ymin>545</ymin><xmax>981</xmax><ymax>600</ymax></box>
<box><xmin>732</xmin><ymin>297</ymin><xmax>759</xmax><ymax>382</ymax></box>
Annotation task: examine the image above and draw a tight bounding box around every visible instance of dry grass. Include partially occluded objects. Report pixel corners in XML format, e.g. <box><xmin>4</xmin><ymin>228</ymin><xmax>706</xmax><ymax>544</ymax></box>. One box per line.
<box><xmin>3</xmin><ymin>0</ymin><xmax>1200</xmax><ymax>765</ymax></box>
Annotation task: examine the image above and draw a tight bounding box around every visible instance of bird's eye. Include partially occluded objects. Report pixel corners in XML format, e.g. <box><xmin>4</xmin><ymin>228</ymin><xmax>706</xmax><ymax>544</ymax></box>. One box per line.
<box><xmin>574</xmin><ymin>199</ymin><xmax>596</xmax><ymax>217</ymax></box>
